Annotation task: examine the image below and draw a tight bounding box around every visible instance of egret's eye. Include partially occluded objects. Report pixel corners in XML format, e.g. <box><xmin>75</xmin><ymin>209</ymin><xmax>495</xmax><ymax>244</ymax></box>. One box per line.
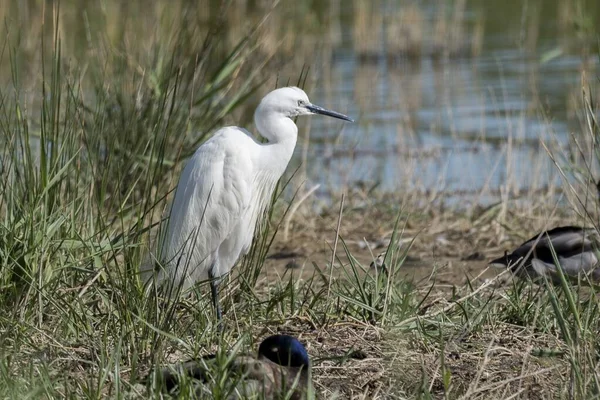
<box><xmin>298</xmin><ymin>100</ymin><xmax>305</xmax><ymax>106</ymax></box>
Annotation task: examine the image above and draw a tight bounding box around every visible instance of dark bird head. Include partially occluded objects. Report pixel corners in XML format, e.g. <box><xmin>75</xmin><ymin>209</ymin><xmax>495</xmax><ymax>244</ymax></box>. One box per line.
<box><xmin>258</xmin><ymin>335</ymin><xmax>310</xmax><ymax>369</ymax></box>
<box><xmin>489</xmin><ymin>249</ymin><xmax>533</xmax><ymax>280</ymax></box>
<box><xmin>489</xmin><ymin>250</ymin><xmax>510</xmax><ymax>268</ymax></box>
<box><xmin>489</xmin><ymin>250</ymin><xmax>529</xmax><ymax>270</ymax></box>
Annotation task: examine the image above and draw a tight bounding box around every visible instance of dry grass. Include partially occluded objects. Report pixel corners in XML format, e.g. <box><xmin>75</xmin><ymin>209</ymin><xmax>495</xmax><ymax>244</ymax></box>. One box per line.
<box><xmin>248</xmin><ymin>189</ymin><xmax>600</xmax><ymax>398</ymax></box>
<box><xmin>1</xmin><ymin>1</ymin><xmax>600</xmax><ymax>399</ymax></box>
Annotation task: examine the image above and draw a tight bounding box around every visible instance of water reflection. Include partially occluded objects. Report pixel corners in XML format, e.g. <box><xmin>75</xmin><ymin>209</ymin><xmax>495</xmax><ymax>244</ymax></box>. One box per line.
<box><xmin>303</xmin><ymin>1</ymin><xmax>599</xmax><ymax>205</ymax></box>
<box><xmin>1</xmin><ymin>0</ymin><xmax>599</xmax><ymax>206</ymax></box>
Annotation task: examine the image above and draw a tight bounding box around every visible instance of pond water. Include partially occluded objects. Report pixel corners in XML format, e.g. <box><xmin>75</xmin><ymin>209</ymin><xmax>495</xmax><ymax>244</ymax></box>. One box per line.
<box><xmin>1</xmin><ymin>0</ymin><xmax>599</xmax><ymax>208</ymax></box>
<box><xmin>287</xmin><ymin>0</ymin><xmax>600</xmax><ymax>206</ymax></box>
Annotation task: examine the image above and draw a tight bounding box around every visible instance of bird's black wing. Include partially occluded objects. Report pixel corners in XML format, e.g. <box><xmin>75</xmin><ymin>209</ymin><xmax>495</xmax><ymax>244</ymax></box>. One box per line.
<box><xmin>518</xmin><ymin>226</ymin><xmax>583</xmax><ymax>246</ymax></box>
<box><xmin>515</xmin><ymin>226</ymin><xmax>597</xmax><ymax>264</ymax></box>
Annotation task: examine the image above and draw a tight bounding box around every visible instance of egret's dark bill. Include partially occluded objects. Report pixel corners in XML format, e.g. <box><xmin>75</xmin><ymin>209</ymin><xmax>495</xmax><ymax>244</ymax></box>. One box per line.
<box><xmin>306</xmin><ymin>104</ymin><xmax>354</xmax><ymax>122</ymax></box>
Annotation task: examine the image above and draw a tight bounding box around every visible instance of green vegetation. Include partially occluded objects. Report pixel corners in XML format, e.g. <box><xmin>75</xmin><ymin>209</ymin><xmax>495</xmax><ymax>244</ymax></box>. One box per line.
<box><xmin>1</xmin><ymin>0</ymin><xmax>600</xmax><ymax>399</ymax></box>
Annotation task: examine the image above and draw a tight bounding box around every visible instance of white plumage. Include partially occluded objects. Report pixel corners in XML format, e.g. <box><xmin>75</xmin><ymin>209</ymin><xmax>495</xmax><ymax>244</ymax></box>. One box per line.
<box><xmin>157</xmin><ymin>127</ymin><xmax>275</xmax><ymax>287</ymax></box>
<box><xmin>145</xmin><ymin>86</ymin><xmax>352</xmax><ymax>319</ymax></box>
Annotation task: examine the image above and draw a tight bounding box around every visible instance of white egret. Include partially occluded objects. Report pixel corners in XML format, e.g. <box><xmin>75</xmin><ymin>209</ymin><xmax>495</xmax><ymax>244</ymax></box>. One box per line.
<box><xmin>147</xmin><ymin>86</ymin><xmax>353</xmax><ymax>320</ymax></box>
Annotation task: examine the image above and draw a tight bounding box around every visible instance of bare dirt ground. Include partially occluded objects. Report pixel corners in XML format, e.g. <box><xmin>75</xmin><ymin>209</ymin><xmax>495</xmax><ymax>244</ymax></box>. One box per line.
<box><xmin>135</xmin><ymin>199</ymin><xmax>581</xmax><ymax>399</ymax></box>
<box><xmin>244</xmin><ymin>201</ymin><xmax>580</xmax><ymax>398</ymax></box>
<box><xmin>262</xmin><ymin>204</ymin><xmax>505</xmax><ymax>287</ymax></box>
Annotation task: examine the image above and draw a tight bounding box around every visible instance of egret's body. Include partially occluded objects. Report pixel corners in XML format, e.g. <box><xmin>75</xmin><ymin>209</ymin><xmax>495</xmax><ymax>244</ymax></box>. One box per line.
<box><xmin>158</xmin><ymin>125</ymin><xmax>289</xmax><ymax>287</ymax></box>
<box><xmin>147</xmin><ymin>87</ymin><xmax>352</xmax><ymax>318</ymax></box>
<box><xmin>153</xmin><ymin>334</ymin><xmax>311</xmax><ymax>399</ymax></box>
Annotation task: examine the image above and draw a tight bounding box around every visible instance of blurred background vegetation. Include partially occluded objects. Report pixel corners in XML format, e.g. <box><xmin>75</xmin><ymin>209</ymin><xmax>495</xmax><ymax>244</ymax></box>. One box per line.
<box><xmin>3</xmin><ymin>0</ymin><xmax>600</xmax><ymax>210</ymax></box>
<box><xmin>1</xmin><ymin>0</ymin><xmax>600</xmax><ymax>398</ymax></box>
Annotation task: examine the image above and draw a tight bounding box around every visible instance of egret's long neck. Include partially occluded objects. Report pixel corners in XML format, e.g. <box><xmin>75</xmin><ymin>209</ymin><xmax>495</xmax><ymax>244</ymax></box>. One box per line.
<box><xmin>247</xmin><ymin>108</ymin><xmax>298</xmax><ymax>237</ymax></box>
<box><xmin>254</xmin><ymin>109</ymin><xmax>298</xmax><ymax>174</ymax></box>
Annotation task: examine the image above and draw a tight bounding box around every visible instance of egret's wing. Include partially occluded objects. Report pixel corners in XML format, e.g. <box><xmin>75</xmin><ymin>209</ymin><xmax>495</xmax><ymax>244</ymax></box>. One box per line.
<box><xmin>158</xmin><ymin>127</ymin><xmax>255</xmax><ymax>284</ymax></box>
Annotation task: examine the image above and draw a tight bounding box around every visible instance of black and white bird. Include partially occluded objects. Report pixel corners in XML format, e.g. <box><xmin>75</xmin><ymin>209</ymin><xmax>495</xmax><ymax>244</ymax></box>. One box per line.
<box><xmin>489</xmin><ymin>226</ymin><xmax>600</xmax><ymax>284</ymax></box>
<box><xmin>150</xmin><ymin>334</ymin><xmax>311</xmax><ymax>399</ymax></box>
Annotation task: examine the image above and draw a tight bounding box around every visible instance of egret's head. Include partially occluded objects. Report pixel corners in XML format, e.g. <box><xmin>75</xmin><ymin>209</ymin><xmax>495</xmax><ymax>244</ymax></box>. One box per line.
<box><xmin>257</xmin><ymin>86</ymin><xmax>353</xmax><ymax>122</ymax></box>
<box><xmin>258</xmin><ymin>334</ymin><xmax>310</xmax><ymax>369</ymax></box>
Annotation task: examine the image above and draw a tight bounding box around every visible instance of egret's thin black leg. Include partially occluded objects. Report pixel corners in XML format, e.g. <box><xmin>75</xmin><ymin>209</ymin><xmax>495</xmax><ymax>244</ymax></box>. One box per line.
<box><xmin>208</xmin><ymin>267</ymin><xmax>222</xmax><ymax>330</ymax></box>
<box><xmin>210</xmin><ymin>279</ymin><xmax>222</xmax><ymax>321</ymax></box>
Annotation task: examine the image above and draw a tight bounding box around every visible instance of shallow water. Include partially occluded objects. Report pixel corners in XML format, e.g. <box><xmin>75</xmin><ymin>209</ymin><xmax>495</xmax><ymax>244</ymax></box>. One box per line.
<box><xmin>1</xmin><ymin>0</ymin><xmax>599</xmax><ymax>207</ymax></box>
<box><xmin>291</xmin><ymin>1</ymin><xmax>600</xmax><ymax>205</ymax></box>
